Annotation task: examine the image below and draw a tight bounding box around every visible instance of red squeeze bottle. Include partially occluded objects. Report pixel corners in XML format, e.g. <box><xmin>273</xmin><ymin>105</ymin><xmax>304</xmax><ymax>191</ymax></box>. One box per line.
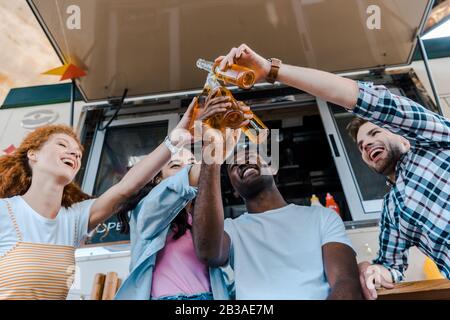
<box><xmin>326</xmin><ymin>193</ymin><xmax>342</xmax><ymax>218</ymax></box>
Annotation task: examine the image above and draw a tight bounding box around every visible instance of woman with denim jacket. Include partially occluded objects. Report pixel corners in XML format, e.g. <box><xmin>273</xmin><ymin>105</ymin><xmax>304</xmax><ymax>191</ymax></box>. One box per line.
<box><xmin>114</xmin><ymin>94</ymin><xmax>250</xmax><ymax>300</ymax></box>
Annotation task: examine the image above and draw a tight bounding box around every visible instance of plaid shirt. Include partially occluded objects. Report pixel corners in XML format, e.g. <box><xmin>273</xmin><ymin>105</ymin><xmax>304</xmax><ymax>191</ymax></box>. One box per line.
<box><xmin>353</xmin><ymin>81</ymin><xmax>450</xmax><ymax>282</ymax></box>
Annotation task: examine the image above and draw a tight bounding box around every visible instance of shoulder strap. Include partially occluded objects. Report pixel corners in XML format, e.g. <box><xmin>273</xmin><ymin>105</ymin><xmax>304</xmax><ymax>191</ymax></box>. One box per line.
<box><xmin>73</xmin><ymin>209</ymin><xmax>79</xmax><ymax>247</ymax></box>
<box><xmin>3</xmin><ymin>199</ymin><xmax>23</xmax><ymax>242</ymax></box>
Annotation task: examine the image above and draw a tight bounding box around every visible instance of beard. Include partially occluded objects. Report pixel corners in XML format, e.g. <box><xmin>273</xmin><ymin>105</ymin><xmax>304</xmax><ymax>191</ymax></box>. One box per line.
<box><xmin>372</xmin><ymin>143</ymin><xmax>403</xmax><ymax>176</ymax></box>
<box><xmin>233</xmin><ymin>174</ymin><xmax>275</xmax><ymax>200</ymax></box>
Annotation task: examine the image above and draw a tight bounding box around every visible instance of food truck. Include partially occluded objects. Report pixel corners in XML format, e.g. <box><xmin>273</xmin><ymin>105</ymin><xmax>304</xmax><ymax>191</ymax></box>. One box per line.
<box><xmin>1</xmin><ymin>0</ymin><xmax>449</xmax><ymax>299</ymax></box>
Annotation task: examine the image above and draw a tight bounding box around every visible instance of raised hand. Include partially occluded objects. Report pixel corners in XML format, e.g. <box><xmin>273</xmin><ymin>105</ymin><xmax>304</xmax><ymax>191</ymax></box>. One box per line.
<box><xmin>198</xmin><ymin>90</ymin><xmax>250</xmax><ymax>164</ymax></box>
<box><xmin>215</xmin><ymin>44</ymin><xmax>271</xmax><ymax>83</ymax></box>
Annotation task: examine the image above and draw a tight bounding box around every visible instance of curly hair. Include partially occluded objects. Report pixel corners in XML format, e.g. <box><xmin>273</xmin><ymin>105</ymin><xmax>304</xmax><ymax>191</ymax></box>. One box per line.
<box><xmin>0</xmin><ymin>124</ymin><xmax>91</xmax><ymax>207</ymax></box>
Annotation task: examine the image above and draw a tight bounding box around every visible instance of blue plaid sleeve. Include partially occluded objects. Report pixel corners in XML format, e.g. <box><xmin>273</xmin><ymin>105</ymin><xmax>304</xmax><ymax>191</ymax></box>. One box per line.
<box><xmin>353</xmin><ymin>81</ymin><xmax>450</xmax><ymax>148</ymax></box>
<box><xmin>372</xmin><ymin>197</ymin><xmax>411</xmax><ymax>283</ymax></box>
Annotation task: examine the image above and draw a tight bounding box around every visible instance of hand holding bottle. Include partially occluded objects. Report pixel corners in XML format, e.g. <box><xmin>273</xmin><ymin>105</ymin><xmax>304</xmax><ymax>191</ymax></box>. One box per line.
<box><xmin>196</xmin><ymin>59</ymin><xmax>269</xmax><ymax>144</ymax></box>
<box><xmin>215</xmin><ymin>44</ymin><xmax>271</xmax><ymax>83</ymax></box>
<box><xmin>197</xmin><ymin>89</ymin><xmax>249</xmax><ymax>164</ymax></box>
<box><xmin>171</xmin><ymin>94</ymin><xmax>249</xmax><ymax>146</ymax></box>
<box><xmin>199</xmin><ymin>91</ymin><xmax>252</xmax><ymax>129</ymax></box>
<box><xmin>197</xmin><ymin>58</ymin><xmax>256</xmax><ymax>89</ymax></box>
<box><xmin>170</xmin><ymin>97</ymin><xmax>199</xmax><ymax>147</ymax></box>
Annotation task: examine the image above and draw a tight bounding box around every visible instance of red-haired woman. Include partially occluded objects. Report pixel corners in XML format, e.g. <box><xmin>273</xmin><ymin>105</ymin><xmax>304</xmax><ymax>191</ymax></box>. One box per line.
<box><xmin>0</xmin><ymin>96</ymin><xmax>232</xmax><ymax>300</ymax></box>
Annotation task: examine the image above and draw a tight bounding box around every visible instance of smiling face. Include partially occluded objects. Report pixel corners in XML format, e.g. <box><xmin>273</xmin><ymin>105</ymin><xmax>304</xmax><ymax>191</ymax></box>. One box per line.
<box><xmin>160</xmin><ymin>148</ymin><xmax>195</xmax><ymax>180</ymax></box>
<box><xmin>27</xmin><ymin>133</ymin><xmax>83</xmax><ymax>185</ymax></box>
<box><xmin>356</xmin><ymin>122</ymin><xmax>409</xmax><ymax>176</ymax></box>
<box><xmin>227</xmin><ymin>149</ymin><xmax>275</xmax><ymax>199</ymax></box>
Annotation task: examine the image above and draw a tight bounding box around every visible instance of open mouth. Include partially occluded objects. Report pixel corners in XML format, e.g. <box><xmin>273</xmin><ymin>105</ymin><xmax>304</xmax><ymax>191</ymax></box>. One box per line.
<box><xmin>368</xmin><ymin>146</ymin><xmax>385</xmax><ymax>163</ymax></box>
<box><xmin>61</xmin><ymin>157</ymin><xmax>76</xmax><ymax>170</ymax></box>
<box><xmin>239</xmin><ymin>164</ymin><xmax>260</xmax><ymax>180</ymax></box>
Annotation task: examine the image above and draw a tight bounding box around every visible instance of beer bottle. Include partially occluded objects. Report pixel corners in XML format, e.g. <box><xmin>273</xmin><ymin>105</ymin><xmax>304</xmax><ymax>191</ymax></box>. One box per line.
<box><xmin>197</xmin><ymin>58</ymin><xmax>256</xmax><ymax>90</ymax></box>
<box><xmin>201</xmin><ymin>74</ymin><xmax>268</xmax><ymax>144</ymax></box>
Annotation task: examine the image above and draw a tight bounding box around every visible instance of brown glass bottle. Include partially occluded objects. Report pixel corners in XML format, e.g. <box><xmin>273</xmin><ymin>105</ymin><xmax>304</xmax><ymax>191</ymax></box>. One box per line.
<box><xmin>196</xmin><ymin>59</ymin><xmax>256</xmax><ymax>90</ymax></box>
<box><xmin>190</xmin><ymin>74</ymin><xmax>268</xmax><ymax>144</ymax></box>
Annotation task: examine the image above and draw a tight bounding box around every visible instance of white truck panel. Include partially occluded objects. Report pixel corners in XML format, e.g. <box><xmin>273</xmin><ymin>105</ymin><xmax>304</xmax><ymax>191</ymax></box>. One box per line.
<box><xmin>0</xmin><ymin>101</ymin><xmax>85</xmax><ymax>155</ymax></box>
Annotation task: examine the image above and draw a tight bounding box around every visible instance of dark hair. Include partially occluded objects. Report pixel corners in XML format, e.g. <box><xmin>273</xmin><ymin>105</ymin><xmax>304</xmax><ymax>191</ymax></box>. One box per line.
<box><xmin>346</xmin><ymin>117</ymin><xmax>369</xmax><ymax>142</ymax></box>
<box><xmin>116</xmin><ymin>172</ymin><xmax>192</xmax><ymax>240</ymax></box>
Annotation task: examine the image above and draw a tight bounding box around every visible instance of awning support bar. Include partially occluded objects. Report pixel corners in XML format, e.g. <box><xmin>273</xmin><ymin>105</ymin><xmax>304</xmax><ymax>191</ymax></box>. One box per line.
<box><xmin>416</xmin><ymin>35</ymin><xmax>443</xmax><ymax>115</ymax></box>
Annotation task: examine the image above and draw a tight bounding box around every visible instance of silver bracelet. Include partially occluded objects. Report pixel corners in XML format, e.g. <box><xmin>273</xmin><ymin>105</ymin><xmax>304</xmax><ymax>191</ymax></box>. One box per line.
<box><xmin>163</xmin><ymin>135</ymin><xmax>182</xmax><ymax>155</ymax></box>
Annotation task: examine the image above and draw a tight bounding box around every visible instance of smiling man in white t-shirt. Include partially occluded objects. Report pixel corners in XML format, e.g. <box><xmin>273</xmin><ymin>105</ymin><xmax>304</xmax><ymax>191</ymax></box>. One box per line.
<box><xmin>192</xmin><ymin>148</ymin><xmax>362</xmax><ymax>300</ymax></box>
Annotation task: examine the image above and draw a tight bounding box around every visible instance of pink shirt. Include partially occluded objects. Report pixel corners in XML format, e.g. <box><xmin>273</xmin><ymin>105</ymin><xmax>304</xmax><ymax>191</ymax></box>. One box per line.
<box><xmin>151</xmin><ymin>214</ymin><xmax>211</xmax><ymax>298</ymax></box>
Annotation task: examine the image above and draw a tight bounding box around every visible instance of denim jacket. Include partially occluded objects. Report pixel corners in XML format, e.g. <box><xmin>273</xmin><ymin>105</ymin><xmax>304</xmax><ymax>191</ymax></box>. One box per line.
<box><xmin>115</xmin><ymin>165</ymin><xmax>234</xmax><ymax>300</ymax></box>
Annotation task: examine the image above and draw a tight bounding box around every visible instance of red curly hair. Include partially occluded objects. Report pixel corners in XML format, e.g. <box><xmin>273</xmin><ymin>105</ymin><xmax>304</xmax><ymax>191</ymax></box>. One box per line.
<box><xmin>0</xmin><ymin>124</ymin><xmax>91</xmax><ymax>208</ymax></box>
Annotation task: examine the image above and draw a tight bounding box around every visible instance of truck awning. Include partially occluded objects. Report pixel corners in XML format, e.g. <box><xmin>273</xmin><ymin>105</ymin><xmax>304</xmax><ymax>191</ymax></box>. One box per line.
<box><xmin>27</xmin><ymin>0</ymin><xmax>433</xmax><ymax>102</ymax></box>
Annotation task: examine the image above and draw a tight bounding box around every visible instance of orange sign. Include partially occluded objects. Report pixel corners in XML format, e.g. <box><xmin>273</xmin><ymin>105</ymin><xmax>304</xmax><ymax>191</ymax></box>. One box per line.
<box><xmin>43</xmin><ymin>63</ymin><xmax>87</xmax><ymax>81</ymax></box>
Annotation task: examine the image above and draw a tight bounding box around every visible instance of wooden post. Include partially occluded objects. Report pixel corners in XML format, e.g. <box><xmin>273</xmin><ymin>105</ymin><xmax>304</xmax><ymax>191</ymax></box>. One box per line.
<box><xmin>90</xmin><ymin>273</ymin><xmax>106</xmax><ymax>300</ymax></box>
<box><xmin>101</xmin><ymin>272</ymin><xmax>120</xmax><ymax>300</ymax></box>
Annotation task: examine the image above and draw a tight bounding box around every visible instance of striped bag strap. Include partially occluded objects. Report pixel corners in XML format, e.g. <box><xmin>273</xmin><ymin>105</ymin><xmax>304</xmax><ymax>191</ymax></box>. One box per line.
<box><xmin>3</xmin><ymin>200</ymin><xmax>23</xmax><ymax>242</ymax></box>
<box><xmin>73</xmin><ymin>210</ymin><xmax>79</xmax><ymax>247</ymax></box>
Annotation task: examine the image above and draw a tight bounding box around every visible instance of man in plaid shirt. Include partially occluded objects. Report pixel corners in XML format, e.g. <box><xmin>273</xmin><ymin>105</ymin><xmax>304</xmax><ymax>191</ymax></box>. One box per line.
<box><xmin>346</xmin><ymin>82</ymin><xmax>450</xmax><ymax>298</ymax></box>
<box><xmin>216</xmin><ymin>44</ymin><xmax>449</xmax><ymax>299</ymax></box>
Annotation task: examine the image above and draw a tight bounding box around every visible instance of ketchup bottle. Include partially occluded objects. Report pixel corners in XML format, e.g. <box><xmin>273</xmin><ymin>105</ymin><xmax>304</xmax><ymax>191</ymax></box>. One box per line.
<box><xmin>326</xmin><ymin>193</ymin><xmax>342</xmax><ymax>219</ymax></box>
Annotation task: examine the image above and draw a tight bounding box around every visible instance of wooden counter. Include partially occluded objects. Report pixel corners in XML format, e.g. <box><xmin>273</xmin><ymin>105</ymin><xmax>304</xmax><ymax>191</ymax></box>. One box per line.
<box><xmin>378</xmin><ymin>279</ymin><xmax>450</xmax><ymax>300</ymax></box>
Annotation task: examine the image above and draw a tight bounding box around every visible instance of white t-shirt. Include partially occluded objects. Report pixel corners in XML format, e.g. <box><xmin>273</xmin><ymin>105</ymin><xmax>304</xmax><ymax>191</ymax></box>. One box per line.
<box><xmin>224</xmin><ymin>203</ymin><xmax>354</xmax><ymax>300</ymax></box>
<box><xmin>0</xmin><ymin>196</ymin><xmax>94</xmax><ymax>256</ymax></box>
